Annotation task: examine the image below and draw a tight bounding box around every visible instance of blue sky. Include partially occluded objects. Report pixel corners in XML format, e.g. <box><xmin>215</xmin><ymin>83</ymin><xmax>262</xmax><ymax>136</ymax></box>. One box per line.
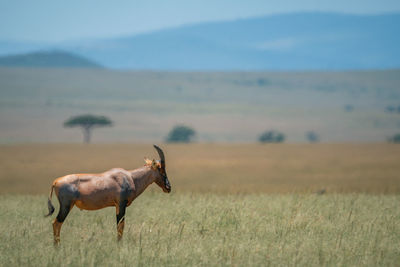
<box><xmin>1</xmin><ymin>0</ymin><xmax>400</xmax><ymax>42</ymax></box>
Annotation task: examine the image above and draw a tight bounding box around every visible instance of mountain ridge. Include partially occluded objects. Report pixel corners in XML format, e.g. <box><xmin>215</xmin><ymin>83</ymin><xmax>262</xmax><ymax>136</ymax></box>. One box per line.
<box><xmin>1</xmin><ymin>12</ymin><xmax>399</xmax><ymax>70</ymax></box>
<box><xmin>67</xmin><ymin>12</ymin><xmax>400</xmax><ymax>70</ymax></box>
<box><xmin>0</xmin><ymin>50</ymin><xmax>102</xmax><ymax>68</ymax></box>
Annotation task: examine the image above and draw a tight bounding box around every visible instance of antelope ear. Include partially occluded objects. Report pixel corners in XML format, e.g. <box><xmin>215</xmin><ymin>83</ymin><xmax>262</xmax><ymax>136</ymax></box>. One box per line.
<box><xmin>144</xmin><ymin>158</ymin><xmax>152</xmax><ymax>165</ymax></box>
<box><xmin>151</xmin><ymin>159</ymin><xmax>158</xmax><ymax>170</ymax></box>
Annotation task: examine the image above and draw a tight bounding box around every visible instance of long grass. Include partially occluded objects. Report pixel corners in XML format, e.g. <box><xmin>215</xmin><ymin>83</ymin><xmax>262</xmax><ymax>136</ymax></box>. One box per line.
<box><xmin>0</xmin><ymin>193</ymin><xmax>399</xmax><ymax>266</ymax></box>
<box><xmin>1</xmin><ymin>144</ymin><xmax>399</xmax><ymax>265</ymax></box>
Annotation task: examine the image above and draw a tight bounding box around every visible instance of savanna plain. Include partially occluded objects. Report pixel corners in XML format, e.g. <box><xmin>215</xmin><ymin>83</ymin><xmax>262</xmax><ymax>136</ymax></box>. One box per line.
<box><xmin>0</xmin><ymin>144</ymin><xmax>399</xmax><ymax>266</ymax></box>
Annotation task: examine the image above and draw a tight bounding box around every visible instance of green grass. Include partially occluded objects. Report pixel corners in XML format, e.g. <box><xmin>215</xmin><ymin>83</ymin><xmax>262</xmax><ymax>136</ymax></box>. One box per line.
<box><xmin>1</xmin><ymin>193</ymin><xmax>399</xmax><ymax>266</ymax></box>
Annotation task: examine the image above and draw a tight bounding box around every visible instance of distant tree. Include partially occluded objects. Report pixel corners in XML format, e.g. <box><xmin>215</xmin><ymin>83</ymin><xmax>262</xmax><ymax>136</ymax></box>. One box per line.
<box><xmin>344</xmin><ymin>105</ymin><xmax>354</xmax><ymax>112</ymax></box>
<box><xmin>388</xmin><ymin>134</ymin><xmax>400</xmax><ymax>143</ymax></box>
<box><xmin>257</xmin><ymin>78</ymin><xmax>269</xmax><ymax>86</ymax></box>
<box><xmin>385</xmin><ymin>105</ymin><xmax>395</xmax><ymax>113</ymax></box>
<box><xmin>64</xmin><ymin>114</ymin><xmax>112</xmax><ymax>143</ymax></box>
<box><xmin>258</xmin><ymin>130</ymin><xmax>285</xmax><ymax>143</ymax></box>
<box><xmin>306</xmin><ymin>131</ymin><xmax>319</xmax><ymax>143</ymax></box>
<box><xmin>166</xmin><ymin>125</ymin><xmax>196</xmax><ymax>143</ymax></box>
<box><xmin>385</xmin><ymin>105</ymin><xmax>400</xmax><ymax>113</ymax></box>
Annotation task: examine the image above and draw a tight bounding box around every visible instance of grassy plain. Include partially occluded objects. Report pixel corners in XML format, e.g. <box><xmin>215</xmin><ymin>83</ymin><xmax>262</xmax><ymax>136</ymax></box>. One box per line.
<box><xmin>1</xmin><ymin>68</ymin><xmax>400</xmax><ymax>143</ymax></box>
<box><xmin>1</xmin><ymin>144</ymin><xmax>399</xmax><ymax>266</ymax></box>
<box><xmin>1</xmin><ymin>143</ymin><xmax>400</xmax><ymax>194</ymax></box>
<box><xmin>0</xmin><ymin>194</ymin><xmax>399</xmax><ymax>266</ymax></box>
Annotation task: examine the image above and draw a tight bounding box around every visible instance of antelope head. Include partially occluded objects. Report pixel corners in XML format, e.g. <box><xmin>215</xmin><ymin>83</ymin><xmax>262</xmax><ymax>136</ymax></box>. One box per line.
<box><xmin>149</xmin><ymin>144</ymin><xmax>171</xmax><ymax>193</ymax></box>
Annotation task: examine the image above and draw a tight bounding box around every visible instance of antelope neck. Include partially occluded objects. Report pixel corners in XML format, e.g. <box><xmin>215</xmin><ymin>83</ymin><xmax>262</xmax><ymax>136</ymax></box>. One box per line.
<box><xmin>130</xmin><ymin>166</ymin><xmax>156</xmax><ymax>197</ymax></box>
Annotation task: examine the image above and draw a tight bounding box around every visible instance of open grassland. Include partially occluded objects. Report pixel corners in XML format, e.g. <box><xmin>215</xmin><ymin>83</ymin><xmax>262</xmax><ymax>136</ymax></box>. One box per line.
<box><xmin>0</xmin><ymin>193</ymin><xmax>399</xmax><ymax>266</ymax></box>
<box><xmin>1</xmin><ymin>68</ymin><xmax>400</xmax><ymax>143</ymax></box>
<box><xmin>0</xmin><ymin>144</ymin><xmax>400</xmax><ymax>194</ymax></box>
<box><xmin>1</xmin><ymin>144</ymin><xmax>399</xmax><ymax>266</ymax></box>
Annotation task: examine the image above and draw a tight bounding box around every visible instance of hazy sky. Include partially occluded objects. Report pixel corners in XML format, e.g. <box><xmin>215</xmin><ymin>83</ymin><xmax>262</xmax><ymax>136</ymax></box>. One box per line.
<box><xmin>1</xmin><ymin>0</ymin><xmax>400</xmax><ymax>42</ymax></box>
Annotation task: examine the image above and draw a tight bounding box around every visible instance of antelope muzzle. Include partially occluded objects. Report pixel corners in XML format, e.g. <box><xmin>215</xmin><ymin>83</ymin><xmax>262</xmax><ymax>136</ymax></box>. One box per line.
<box><xmin>163</xmin><ymin>175</ymin><xmax>171</xmax><ymax>193</ymax></box>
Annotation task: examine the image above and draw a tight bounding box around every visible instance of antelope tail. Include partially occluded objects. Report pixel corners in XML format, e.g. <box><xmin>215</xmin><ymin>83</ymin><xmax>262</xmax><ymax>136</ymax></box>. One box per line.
<box><xmin>45</xmin><ymin>185</ymin><xmax>55</xmax><ymax>217</ymax></box>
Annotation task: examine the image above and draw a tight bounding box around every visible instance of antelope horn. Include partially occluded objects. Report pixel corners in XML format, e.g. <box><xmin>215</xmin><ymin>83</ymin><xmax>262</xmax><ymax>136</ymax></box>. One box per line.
<box><xmin>153</xmin><ymin>144</ymin><xmax>165</xmax><ymax>168</ymax></box>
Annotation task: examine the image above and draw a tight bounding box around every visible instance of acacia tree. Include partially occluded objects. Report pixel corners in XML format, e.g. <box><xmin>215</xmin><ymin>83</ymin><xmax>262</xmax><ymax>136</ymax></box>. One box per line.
<box><xmin>64</xmin><ymin>115</ymin><xmax>112</xmax><ymax>143</ymax></box>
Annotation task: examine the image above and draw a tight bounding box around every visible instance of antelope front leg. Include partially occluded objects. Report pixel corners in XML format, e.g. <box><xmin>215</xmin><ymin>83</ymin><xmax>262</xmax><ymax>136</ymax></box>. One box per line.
<box><xmin>116</xmin><ymin>200</ymin><xmax>127</xmax><ymax>241</ymax></box>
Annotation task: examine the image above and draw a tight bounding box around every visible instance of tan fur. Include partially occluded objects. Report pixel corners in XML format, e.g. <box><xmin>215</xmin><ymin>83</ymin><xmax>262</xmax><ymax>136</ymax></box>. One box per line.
<box><xmin>144</xmin><ymin>158</ymin><xmax>161</xmax><ymax>170</ymax></box>
<box><xmin>48</xmin><ymin>152</ymin><xmax>171</xmax><ymax>244</ymax></box>
<box><xmin>117</xmin><ymin>220</ymin><xmax>125</xmax><ymax>241</ymax></box>
<box><xmin>52</xmin><ymin>220</ymin><xmax>62</xmax><ymax>245</ymax></box>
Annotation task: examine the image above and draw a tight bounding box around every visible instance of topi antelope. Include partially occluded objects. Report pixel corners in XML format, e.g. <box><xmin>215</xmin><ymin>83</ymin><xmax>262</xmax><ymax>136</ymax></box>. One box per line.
<box><xmin>45</xmin><ymin>145</ymin><xmax>171</xmax><ymax>245</ymax></box>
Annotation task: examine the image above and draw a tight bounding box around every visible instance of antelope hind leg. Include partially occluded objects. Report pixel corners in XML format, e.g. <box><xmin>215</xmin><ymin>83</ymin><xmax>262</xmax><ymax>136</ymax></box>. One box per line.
<box><xmin>52</xmin><ymin>219</ymin><xmax>62</xmax><ymax>245</ymax></box>
<box><xmin>53</xmin><ymin>200</ymin><xmax>74</xmax><ymax>245</ymax></box>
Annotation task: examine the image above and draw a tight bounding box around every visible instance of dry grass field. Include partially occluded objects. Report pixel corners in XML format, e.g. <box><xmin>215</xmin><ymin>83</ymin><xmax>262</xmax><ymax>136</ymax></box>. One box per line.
<box><xmin>0</xmin><ymin>143</ymin><xmax>400</xmax><ymax>194</ymax></box>
<box><xmin>1</xmin><ymin>193</ymin><xmax>399</xmax><ymax>266</ymax></box>
<box><xmin>1</xmin><ymin>144</ymin><xmax>400</xmax><ymax>266</ymax></box>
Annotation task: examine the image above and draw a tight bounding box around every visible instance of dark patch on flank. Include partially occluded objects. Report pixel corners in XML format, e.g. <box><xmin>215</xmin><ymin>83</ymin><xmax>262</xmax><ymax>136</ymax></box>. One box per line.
<box><xmin>59</xmin><ymin>183</ymin><xmax>80</xmax><ymax>199</ymax></box>
<box><xmin>56</xmin><ymin>184</ymin><xmax>79</xmax><ymax>223</ymax></box>
<box><xmin>56</xmin><ymin>202</ymin><xmax>72</xmax><ymax>223</ymax></box>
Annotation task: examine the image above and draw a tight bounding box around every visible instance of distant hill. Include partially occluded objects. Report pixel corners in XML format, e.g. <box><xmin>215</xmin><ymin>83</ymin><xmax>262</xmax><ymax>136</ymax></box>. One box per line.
<box><xmin>0</xmin><ymin>50</ymin><xmax>102</xmax><ymax>68</ymax></box>
<box><xmin>0</xmin><ymin>13</ymin><xmax>399</xmax><ymax>70</ymax></box>
<box><xmin>0</xmin><ymin>40</ymin><xmax>50</xmax><ymax>56</ymax></box>
<box><xmin>63</xmin><ymin>12</ymin><xmax>400</xmax><ymax>70</ymax></box>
